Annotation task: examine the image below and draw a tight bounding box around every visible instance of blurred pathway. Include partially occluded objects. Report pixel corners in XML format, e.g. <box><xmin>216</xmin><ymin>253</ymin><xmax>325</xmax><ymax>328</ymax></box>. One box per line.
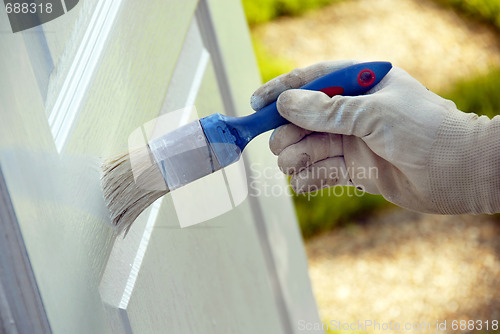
<box><xmin>306</xmin><ymin>210</ymin><xmax>500</xmax><ymax>333</ymax></box>
<box><xmin>252</xmin><ymin>0</ymin><xmax>500</xmax><ymax>331</ymax></box>
<box><xmin>252</xmin><ymin>0</ymin><xmax>500</xmax><ymax>92</ymax></box>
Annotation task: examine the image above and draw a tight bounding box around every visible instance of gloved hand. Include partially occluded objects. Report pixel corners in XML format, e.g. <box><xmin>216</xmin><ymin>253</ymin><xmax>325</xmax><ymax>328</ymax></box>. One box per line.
<box><xmin>251</xmin><ymin>60</ymin><xmax>500</xmax><ymax>214</ymax></box>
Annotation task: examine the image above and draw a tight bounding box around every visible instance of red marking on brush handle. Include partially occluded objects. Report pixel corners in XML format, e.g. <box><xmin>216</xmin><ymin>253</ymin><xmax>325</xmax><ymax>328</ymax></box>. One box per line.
<box><xmin>319</xmin><ymin>86</ymin><xmax>344</xmax><ymax>97</ymax></box>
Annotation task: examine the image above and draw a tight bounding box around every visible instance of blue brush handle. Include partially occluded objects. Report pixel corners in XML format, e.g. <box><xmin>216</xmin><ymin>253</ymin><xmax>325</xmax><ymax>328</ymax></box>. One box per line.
<box><xmin>200</xmin><ymin>61</ymin><xmax>392</xmax><ymax>167</ymax></box>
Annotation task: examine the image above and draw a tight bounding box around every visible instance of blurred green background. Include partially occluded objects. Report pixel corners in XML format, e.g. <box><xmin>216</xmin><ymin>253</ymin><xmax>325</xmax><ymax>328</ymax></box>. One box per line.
<box><xmin>243</xmin><ymin>0</ymin><xmax>500</xmax><ymax>34</ymax></box>
<box><xmin>242</xmin><ymin>0</ymin><xmax>500</xmax><ymax>239</ymax></box>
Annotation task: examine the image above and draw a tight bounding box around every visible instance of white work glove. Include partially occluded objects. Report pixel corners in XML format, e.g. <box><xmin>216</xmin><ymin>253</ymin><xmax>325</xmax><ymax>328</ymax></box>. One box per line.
<box><xmin>251</xmin><ymin>60</ymin><xmax>500</xmax><ymax>214</ymax></box>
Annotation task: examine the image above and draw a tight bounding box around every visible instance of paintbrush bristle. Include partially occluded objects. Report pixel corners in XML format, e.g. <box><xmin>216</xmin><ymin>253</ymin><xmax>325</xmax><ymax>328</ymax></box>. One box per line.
<box><xmin>101</xmin><ymin>147</ymin><xmax>169</xmax><ymax>235</ymax></box>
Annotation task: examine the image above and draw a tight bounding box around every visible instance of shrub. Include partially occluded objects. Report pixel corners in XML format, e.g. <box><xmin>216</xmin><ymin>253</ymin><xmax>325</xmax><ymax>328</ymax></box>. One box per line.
<box><xmin>441</xmin><ymin>67</ymin><xmax>500</xmax><ymax>119</ymax></box>
<box><xmin>433</xmin><ymin>0</ymin><xmax>500</xmax><ymax>30</ymax></box>
<box><xmin>242</xmin><ymin>0</ymin><xmax>342</xmax><ymax>26</ymax></box>
<box><xmin>294</xmin><ymin>188</ymin><xmax>390</xmax><ymax>239</ymax></box>
<box><xmin>252</xmin><ymin>38</ymin><xmax>296</xmax><ymax>83</ymax></box>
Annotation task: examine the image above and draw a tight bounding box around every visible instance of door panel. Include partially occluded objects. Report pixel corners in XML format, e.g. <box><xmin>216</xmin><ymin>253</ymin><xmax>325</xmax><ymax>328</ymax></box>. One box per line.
<box><xmin>0</xmin><ymin>0</ymin><xmax>322</xmax><ymax>333</ymax></box>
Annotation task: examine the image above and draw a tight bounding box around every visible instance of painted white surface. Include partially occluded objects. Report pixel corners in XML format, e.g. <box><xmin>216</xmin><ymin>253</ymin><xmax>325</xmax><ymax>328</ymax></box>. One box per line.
<box><xmin>205</xmin><ymin>0</ymin><xmax>323</xmax><ymax>331</ymax></box>
<box><xmin>0</xmin><ymin>0</ymin><xmax>322</xmax><ymax>333</ymax></box>
<box><xmin>49</xmin><ymin>0</ymin><xmax>124</xmax><ymax>152</ymax></box>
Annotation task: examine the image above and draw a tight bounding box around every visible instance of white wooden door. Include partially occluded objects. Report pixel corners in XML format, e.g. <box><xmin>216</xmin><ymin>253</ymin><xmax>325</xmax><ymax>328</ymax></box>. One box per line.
<box><xmin>0</xmin><ymin>1</ymin><xmax>322</xmax><ymax>333</ymax></box>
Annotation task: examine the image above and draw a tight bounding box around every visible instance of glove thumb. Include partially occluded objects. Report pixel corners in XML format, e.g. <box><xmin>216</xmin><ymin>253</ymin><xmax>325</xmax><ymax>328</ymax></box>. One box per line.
<box><xmin>276</xmin><ymin>89</ymin><xmax>372</xmax><ymax>137</ymax></box>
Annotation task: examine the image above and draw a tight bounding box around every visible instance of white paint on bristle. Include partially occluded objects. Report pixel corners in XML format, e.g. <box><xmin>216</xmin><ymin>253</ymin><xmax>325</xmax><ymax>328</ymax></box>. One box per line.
<box><xmin>101</xmin><ymin>148</ymin><xmax>169</xmax><ymax>235</ymax></box>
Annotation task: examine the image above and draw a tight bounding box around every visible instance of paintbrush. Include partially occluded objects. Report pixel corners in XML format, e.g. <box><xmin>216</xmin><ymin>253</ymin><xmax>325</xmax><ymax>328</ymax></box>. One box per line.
<box><xmin>101</xmin><ymin>61</ymin><xmax>392</xmax><ymax>234</ymax></box>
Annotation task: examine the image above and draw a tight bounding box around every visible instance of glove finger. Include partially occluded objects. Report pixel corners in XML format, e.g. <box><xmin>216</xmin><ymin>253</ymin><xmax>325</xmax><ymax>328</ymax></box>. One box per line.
<box><xmin>251</xmin><ymin>60</ymin><xmax>359</xmax><ymax>111</ymax></box>
<box><xmin>290</xmin><ymin>157</ymin><xmax>350</xmax><ymax>194</ymax></box>
<box><xmin>277</xmin><ymin>133</ymin><xmax>343</xmax><ymax>175</ymax></box>
<box><xmin>269</xmin><ymin>124</ymin><xmax>312</xmax><ymax>155</ymax></box>
<box><xmin>277</xmin><ymin>89</ymin><xmax>374</xmax><ymax>137</ymax></box>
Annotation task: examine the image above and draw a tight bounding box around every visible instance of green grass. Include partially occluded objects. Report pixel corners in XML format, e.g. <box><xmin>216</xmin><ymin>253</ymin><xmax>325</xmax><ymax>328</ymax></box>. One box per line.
<box><xmin>325</xmin><ymin>326</ymin><xmax>366</xmax><ymax>334</ymax></box>
<box><xmin>295</xmin><ymin>188</ymin><xmax>390</xmax><ymax>239</ymax></box>
<box><xmin>440</xmin><ymin>67</ymin><xmax>500</xmax><ymax>119</ymax></box>
<box><xmin>433</xmin><ymin>0</ymin><xmax>500</xmax><ymax>30</ymax></box>
<box><xmin>243</xmin><ymin>0</ymin><xmax>500</xmax><ymax>28</ymax></box>
<box><xmin>242</xmin><ymin>0</ymin><xmax>343</xmax><ymax>26</ymax></box>
<box><xmin>252</xmin><ymin>37</ymin><xmax>296</xmax><ymax>83</ymax></box>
